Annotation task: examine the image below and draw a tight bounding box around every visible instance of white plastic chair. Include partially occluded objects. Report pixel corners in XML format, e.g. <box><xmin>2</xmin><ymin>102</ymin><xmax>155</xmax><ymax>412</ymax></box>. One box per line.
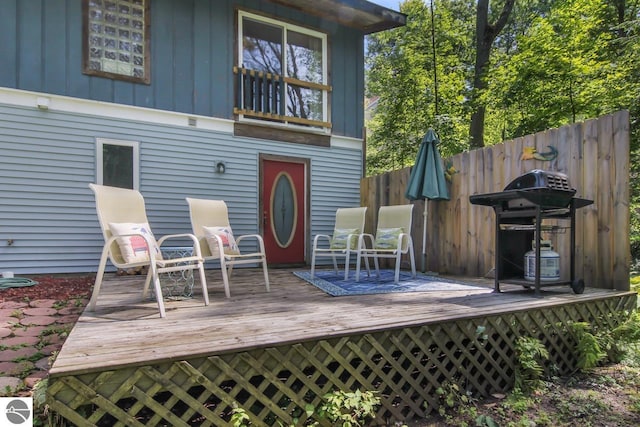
<box><xmin>88</xmin><ymin>184</ymin><xmax>209</xmax><ymax>318</ymax></box>
<box><xmin>310</xmin><ymin>207</ymin><xmax>369</xmax><ymax>280</ymax></box>
<box><xmin>186</xmin><ymin>198</ymin><xmax>269</xmax><ymax>296</ymax></box>
<box><xmin>355</xmin><ymin>204</ymin><xmax>416</xmax><ymax>284</ymax></box>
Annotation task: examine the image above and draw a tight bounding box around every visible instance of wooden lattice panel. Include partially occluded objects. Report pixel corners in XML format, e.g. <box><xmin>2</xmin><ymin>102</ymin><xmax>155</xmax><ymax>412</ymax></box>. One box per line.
<box><xmin>47</xmin><ymin>295</ymin><xmax>637</xmax><ymax>426</ymax></box>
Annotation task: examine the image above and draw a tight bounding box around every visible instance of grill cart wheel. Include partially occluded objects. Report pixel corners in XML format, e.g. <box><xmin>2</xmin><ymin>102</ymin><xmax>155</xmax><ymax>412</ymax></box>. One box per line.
<box><xmin>571</xmin><ymin>279</ymin><xmax>585</xmax><ymax>294</ymax></box>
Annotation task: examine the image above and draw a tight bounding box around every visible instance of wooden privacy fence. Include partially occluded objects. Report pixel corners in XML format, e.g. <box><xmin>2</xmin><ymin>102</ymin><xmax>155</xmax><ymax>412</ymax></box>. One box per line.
<box><xmin>361</xmin><ymin>111</ymin><xmax>630</xmax><ymax>290</ymax></box>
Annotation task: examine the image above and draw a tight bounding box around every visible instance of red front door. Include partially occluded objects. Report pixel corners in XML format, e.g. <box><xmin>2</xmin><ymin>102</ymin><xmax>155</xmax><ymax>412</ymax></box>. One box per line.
<box><xmin>261</xmin><ymin>156</ymin><xmax>307</xmax><ymax>265</ymax></box>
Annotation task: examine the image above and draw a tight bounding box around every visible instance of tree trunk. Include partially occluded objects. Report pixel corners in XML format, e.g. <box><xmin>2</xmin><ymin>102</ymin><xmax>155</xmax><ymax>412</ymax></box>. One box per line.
<box><xmin>469</xmin><ymin>0</ymin><xmax>515</xmax><ymax>149</ymax></box>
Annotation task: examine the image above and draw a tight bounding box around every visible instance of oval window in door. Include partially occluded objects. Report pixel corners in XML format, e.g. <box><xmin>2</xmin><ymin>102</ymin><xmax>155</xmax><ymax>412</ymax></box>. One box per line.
<box><xmin>270</xmin><ymin>172</ymin><xmax>298</xmax><ymax>248</ymax></box>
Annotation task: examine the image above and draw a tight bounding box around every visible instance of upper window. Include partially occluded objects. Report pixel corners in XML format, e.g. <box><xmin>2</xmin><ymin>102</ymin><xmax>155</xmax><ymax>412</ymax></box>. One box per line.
<box><xmin>97</xmin><ymin>138</ymin><xmax>139</xmax><ymax>190</ymax></box>
<box><xmin>83</xmin><ymin>0</ymin><xmax>150</xmax><ymax>84</ymax></box>
<box><xmin>235</xmin><ymin>11</ymin><xmax>331</xmax><ymax>132</ymax></box>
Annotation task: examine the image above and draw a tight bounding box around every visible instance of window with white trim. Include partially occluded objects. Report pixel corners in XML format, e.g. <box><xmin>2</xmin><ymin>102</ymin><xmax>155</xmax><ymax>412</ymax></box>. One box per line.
<box><xmin>97</xmin><ymin>138</ymin><xmax>139</xmax><ymax>190</ymax></box>
<box><xmin>235</xmin><ymin>11</ymin><xmax>331</xmax><ymax>131</ymax></box>
<box><xmin>83</xmin><ymin>0</ymin><xmax>150</xmax><ymax>84</ymax></box>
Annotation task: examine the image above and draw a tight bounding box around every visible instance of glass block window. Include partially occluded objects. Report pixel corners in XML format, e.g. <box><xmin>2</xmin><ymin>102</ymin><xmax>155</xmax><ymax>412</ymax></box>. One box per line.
<box><xmin>83</xmin><ymin>0</ymin><xmax>150</xmax><ymax>84</ymax></box>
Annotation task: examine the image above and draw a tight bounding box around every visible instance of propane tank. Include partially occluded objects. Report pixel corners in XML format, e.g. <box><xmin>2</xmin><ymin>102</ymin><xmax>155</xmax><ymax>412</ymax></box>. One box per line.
<box><xmin>524</xmin><ymin>240</ymin><xmax>560</xmax><ymax>282</ymax></box>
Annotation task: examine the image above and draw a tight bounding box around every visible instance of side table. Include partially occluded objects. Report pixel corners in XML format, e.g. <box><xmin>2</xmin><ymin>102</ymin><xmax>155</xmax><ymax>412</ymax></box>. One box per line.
<box><xmin>158</xmin><ymin>246</ymin><xmax>195</xmax><ymax>299</ymax></box>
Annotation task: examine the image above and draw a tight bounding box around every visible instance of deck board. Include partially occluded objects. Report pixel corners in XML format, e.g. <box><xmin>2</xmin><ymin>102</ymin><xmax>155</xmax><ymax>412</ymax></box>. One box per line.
<box><xmin>50</xmin><ymin>268</ymin><xmax>632</xmax><ymax>376</ymax></box>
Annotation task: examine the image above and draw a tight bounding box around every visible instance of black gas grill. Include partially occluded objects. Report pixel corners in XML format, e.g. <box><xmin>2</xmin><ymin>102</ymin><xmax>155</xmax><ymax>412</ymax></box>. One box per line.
<box><xmin>470</xmin><ymin>170</ymin><xmax>592</xmax><ymax>295</ymax></box>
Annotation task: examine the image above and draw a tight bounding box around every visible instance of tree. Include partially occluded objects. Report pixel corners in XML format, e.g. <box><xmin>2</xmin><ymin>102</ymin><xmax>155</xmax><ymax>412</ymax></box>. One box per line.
<box><xmin>468</xmin><ymin>0</ymin><xmax>515</xmax><ymax>149</ymax></box>
<box><xmin>365</xmin><ymin>0</ymin><xmax>475</xmax><ymax>175</ymax></box>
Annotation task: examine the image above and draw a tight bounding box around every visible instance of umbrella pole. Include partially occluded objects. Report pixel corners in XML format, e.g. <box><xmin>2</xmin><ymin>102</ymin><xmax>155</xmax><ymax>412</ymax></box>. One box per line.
<box><xmin>422</xmin><ymin>200</ymin><xmax>428</xmax><ymax>273</ymax></box>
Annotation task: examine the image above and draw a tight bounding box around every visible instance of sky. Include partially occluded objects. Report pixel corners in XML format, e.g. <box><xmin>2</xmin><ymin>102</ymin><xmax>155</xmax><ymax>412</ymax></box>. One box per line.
<box><xmin>369</xmin><ymin>0</ymin><xmax>402</xmax><ymax>11</ymax></box>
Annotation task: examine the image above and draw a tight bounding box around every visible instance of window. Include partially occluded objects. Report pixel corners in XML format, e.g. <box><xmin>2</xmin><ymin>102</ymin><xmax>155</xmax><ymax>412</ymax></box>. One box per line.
<box><xmin>83</xmin><ymin>0</ymin><xmax>150</xmax><ymax>84</ymax></box>
<box><xmin>235</xmin><ymin>11</ymin><xmax>331</xmax><ymax>131</ymax></box>
<box><xmin>97</xmin><ymin>138</ymin><xmax>139</xmax><ymax>190</ymax></box>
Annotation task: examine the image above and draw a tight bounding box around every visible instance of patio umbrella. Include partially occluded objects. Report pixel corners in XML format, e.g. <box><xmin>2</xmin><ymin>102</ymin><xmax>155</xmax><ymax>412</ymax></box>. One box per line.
<box><xmin>405</xmin><ymin>128</ymin><xmax>450</xmax><ymax>272</ymax></box>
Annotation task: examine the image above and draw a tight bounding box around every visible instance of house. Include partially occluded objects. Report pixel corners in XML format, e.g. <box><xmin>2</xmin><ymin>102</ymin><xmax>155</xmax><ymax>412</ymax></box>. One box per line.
<box><xmin>0</xmin><ymin>0</ymin><xmax>406</xmax><ymax>274</ymax></box>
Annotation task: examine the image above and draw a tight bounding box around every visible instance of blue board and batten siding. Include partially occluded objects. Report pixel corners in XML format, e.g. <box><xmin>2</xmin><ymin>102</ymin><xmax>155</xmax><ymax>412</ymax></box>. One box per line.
<box><xmin>0</xmin><ymin>102</ymin><xmax>363</xmax><ymax>274</ymax></box>
<box><xmin>0</xmin><ymin>0</ymin><xmax>365</xmax><ymax>138</ymax></box>
<box><xmin>0</xmin><ymin>0</ymin><xmax>369</xmax><ymax>273</ymax></box>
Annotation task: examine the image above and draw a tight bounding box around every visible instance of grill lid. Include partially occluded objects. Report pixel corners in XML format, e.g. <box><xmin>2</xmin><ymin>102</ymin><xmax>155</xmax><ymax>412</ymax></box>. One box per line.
<box><xmin>469</xmin><ymin>169</ymin><xmax>580</xmax><ymax>210</ymax></box>
<box><xmin>503</xmin><ymin>169</ymin><xmax>573</xmax><ymax>192</ymax></box>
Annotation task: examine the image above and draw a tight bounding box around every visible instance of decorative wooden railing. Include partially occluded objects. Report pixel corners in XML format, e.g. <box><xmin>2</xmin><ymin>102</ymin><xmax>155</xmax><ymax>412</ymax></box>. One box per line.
<box><xmin>233</xmin><ymin>66</ymin><xmax>332</xmax><ymax>129</ymax></box>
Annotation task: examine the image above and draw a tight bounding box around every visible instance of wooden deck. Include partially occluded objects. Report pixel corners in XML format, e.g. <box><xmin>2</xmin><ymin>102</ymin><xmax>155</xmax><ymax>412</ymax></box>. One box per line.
<box><xmin>47</xmin><ymin>268</ymin><xmax>637</xmax><ymax>426</ymax></box>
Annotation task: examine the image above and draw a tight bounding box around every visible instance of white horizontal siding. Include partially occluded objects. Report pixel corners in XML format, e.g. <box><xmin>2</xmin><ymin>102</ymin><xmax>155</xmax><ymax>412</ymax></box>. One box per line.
<box><xmin>0</xmin><ymin>95</ymin><xmax>363</xmax><ymax>274</ymax></box>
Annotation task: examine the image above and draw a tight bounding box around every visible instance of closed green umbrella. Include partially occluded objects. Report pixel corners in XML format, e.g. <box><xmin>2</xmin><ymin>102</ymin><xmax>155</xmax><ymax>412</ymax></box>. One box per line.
<box><xmin>405</xmin><ymin>128</ymin><xmax>450</xmax><ymax>272</ymax></box>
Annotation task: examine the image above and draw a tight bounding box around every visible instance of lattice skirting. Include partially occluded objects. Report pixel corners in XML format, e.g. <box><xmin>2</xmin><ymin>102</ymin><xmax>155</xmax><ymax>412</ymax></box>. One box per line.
<box><xmin>47</xmin><ymin>294</ymin><xmax>637</xmax><ymax>426</ymax></box>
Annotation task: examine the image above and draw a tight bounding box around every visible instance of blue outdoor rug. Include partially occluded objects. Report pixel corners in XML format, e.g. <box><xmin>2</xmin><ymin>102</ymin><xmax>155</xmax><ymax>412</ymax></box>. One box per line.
<box><xmin>294</xmin><ymin>269</ymin><xmax>488</xmax><ymax>296</ymax></box>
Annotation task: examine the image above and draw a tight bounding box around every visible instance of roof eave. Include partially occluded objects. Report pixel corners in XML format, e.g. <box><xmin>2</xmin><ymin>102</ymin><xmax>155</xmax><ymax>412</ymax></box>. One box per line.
<box><xmin>268</xmin><ymin>0</ymin><xmax>407</xmax><ymax>34</ymax></box>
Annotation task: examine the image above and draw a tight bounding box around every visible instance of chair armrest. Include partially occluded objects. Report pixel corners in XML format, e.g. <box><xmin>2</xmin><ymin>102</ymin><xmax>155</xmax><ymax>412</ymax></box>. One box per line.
<box><xmin>157</xmin><ymin>233</ymin><xmax>204</xmax><ymax>260</ymax></box>
<box><xmin>235</xmin><ymin>234</ymin><xmax>267</xmax><ymax>255</ymax></box>
<box><xmin>396</xmin><ymin>233</ymin><xmax>411</xmax><ymax>252</ymax></box>
<box><xmin>357</xmin><ymin>233</ymin><xmax>375</xmax><ymax>250</ymax></box>
<box><xmin>312</xmin><ymin>234</ymin><xmax>332</xmax><ymax>249</ymax></box>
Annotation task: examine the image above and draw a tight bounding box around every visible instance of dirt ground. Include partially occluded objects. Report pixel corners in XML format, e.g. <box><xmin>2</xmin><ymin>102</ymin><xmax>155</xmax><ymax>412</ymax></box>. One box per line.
<box><xmin>408</xmin><ymin>364</ymin><xmax>640</xmax><ymax>426</ymax></box>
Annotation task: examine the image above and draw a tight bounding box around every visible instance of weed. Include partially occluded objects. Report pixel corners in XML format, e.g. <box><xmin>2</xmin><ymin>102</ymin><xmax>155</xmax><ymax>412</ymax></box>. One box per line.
<box><xmin>570</xmin><ymin>322</ymin><xmax>606</xmax><ymax>370</ymax></box>
<box><xmin>229</xmin><ymin>389</ymin><xmax>379</xmax><ymax>427</ymax></box>
<box><xmin>230</xmin><ymin>403</ymin><xmax>251</xmax><ymax>427</ymax></box>
<box><xmin>40</xmin><ymin>324</ymin><xmax>71</xmax><ymax>337</ymax></box>
<box><xmin>13</xmin><ymin>351</ymin><xmax>46</xmax><ymax>364</ymax></box>
<box><xmin>556</xmin><ymin>389</ymin><xmax>610</xmax><ymax>420</ymax></box>
<box><xmin>425</xmin><ymin>380</ymin><xmax>479</xmax><ymax>425</ymax></box>
<box><xmin>514</xmin><ymin>336</ymin><xmax>549</xmax><ymax>392</ymax></box>
<box><xmin>475</xmin><ymin>414</ymin><xmax>498</xmax><ymax>426</ymax></box>
<box><xmin>318</xmin><ymin>389</ymin><xmax>380</xmax><ymax>426</ymax></box>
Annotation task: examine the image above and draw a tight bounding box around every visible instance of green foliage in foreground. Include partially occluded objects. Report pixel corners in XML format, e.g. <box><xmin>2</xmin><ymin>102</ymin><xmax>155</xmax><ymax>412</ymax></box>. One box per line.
<box><xmin>231</xmin><ymin>389</ymin><xmax>381</xmax><ymax>427</ymax></box>
<box><xmin>432</xmin><ymin>310</ymin><xmax>640</xmax><ymax>426</ymax></box>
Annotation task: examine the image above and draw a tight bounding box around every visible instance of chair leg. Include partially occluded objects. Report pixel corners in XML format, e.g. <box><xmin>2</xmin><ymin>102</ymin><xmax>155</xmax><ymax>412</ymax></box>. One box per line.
<box><xmin>87</xmin><ymin>245</ymin><xmax>111</xmax><ymax>312</ymax></box>
<box><xmin>197</xmin><ymin>261</ymin><xmax>209</xmax><ymax>305</ymax></box>
<box><xmin>149</xmin><ymin>264</ymin><xmax>166</xmax><ymax>318</ymax></box>
<box><xmin>219</xmin><ymin>258</ymin><xmax>231</xmax><ymax>298</ymax></box>
<box><xmin>394</xmin><ymin>251</ymin><xmax>402</xmax><ymax>284</ymax></box>
<box><xmin>141</xmin><ymin>267</ymin><xmax>153</xmax><ymax>298</ymax></box>
<box><xmin>409</xmin><ymin>240</ymin><xmax>416</xmax><ymax>278</ymax></box>
<box><xmin>344</xmin><ymin>252</ymin><xmax>351</xmax><ymax>280</ymax></box>
<box><xmin>310</xmin><ymin>249</ymin><xmax>317</xmax><ymax>278</ymax></box>
<box><xmin>261</xmin><ymin>256</ymin><xmax>270</xmax><ymax>292</ymax></box>
<box><xmin>373</xmin><ymin>256</ymin><xmax>381</xmax><ymax>279</ymax></box>
<box><xmin>331</xmin><ymin>255</ymin><xmax>339</xmax><ymax>275</ymax></box>
<box><xmin>355</xmin><ymin>251</ymin><xmax>363</xmax><ymax>282</ymax></box>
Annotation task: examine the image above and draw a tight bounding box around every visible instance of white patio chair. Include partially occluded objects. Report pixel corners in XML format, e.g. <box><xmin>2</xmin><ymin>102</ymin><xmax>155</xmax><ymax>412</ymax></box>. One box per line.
<box><xmin>186</xmin><ymin>198</ymin><xmax>270</xmax><ymax>296</ymax></box>
<box><xmin>355</xmin><ymin>204</ymin><xmax>416</xmax><ymax>284</ymax></box>
<box><xmin>310</xmin><ymin>207</ymin><xmax>369</xmax><ymax>280</ymax></box>
<box><xmin>88</xmin><ymin>184</ymin><xmax>209</xmax><ymax>318</ymax></box>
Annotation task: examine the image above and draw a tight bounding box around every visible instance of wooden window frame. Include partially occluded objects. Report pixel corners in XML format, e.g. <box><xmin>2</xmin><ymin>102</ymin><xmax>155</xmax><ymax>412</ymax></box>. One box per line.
<box><xmin>82</xmin><ymin>0</ymin><xmax>151</xmax><ymax>84</ymax></box>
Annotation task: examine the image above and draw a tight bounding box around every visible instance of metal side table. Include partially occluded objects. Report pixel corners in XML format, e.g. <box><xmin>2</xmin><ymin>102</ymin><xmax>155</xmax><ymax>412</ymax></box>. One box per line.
<box><xmin>157</xmin><ymin>246</ymin><xmax>195</xmax><ymax>299</ymax></box>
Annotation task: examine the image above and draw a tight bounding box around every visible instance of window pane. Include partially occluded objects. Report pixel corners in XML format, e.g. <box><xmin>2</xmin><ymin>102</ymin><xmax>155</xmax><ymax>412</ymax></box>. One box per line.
<box><xmin>286</xmin><ymin>84</ymin><xmax>323</xmax><ymax>122</ymax></box>
<box><xmin>103</xmin><ymin>144</ymin><xmax>134</xmax><ymax>189</ymax></box>
<box><xmin>242</xmin><ymin>18</ymin><xmax>282</xmax><ymax>75</ymax></box>
<box><xmin>286</xmin><ymin>31</ymin><xmax>323</xmax><ymax>84</ymax></box>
